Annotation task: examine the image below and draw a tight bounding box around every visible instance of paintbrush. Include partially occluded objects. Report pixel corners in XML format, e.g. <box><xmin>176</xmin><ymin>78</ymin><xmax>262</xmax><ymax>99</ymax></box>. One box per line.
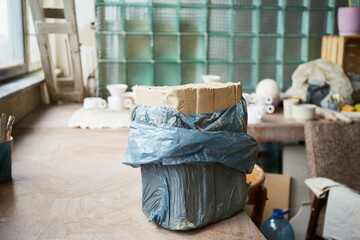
<box><xmin>0</xmin><ymin>113</ymin><xmax>6</xmax><ymax>142</ymax></box>
<box><xmin>6</xmin><ymin>116</ymin><xmax>15</xmax><ymax>141</ymax></box>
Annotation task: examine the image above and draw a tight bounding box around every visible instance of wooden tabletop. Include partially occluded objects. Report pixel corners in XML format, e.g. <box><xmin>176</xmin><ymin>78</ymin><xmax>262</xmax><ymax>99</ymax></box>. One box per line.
<box><xmin>248</xmin><ymin>111</ymin><xmax>305</xmax><ymax>143</ymax></box>
<box><xmin>0</xmin><ymin>104</ymin><xmax>265</xmax><ymax>240</ymax></box>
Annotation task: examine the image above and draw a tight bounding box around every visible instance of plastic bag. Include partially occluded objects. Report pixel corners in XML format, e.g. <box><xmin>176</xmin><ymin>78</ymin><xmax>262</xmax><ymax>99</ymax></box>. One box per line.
<box><xmin>123</xmin><ymin>99</ymin><xmax>259</xmax><ymax>230</ymax></box>
<box><xmin>306</xmin><ymin>83</ymin><xmax>330</xmax><ymax>106</ymax></box>
<box><xmin>286</xmin><ymin>59</ymin><xmax>353</xmax><ymax>102</ymax></box>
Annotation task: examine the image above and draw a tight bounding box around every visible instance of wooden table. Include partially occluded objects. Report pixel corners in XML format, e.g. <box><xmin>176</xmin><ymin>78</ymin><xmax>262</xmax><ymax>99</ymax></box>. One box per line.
<box><xmin>248</xmin><ymin>111</ymin><xmax>305</xmax><ymax>143</ymax></box>
<box><xmin>0</xmin><ymin>104</ymin><xmax>265</xmax><ymax>239</ymax></box>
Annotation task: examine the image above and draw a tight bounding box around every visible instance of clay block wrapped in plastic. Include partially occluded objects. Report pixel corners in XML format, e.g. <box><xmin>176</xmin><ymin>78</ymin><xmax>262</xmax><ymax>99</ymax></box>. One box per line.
<box><xmin>123</xmin><ymin>99</ymin><xmax>259</xmax><ymax>230</ymax></box>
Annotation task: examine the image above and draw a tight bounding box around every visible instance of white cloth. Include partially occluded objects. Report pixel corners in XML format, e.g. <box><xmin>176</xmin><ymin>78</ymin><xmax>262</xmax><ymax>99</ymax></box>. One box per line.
<box><xmin>68</xmin><ymin>108</ymin><xmax>131</xmax><ymax>129</ymax></box>
<box><xmin>323</xmin><ymin>185</ymin><xmax>360</xmax><ymax>240</ymax></box>
<box><xmin>285</xmin><ymin>59</ymin><xmax>353</xmax><ymax>101</ymax></box>
<box><xmin>304</xmin><ymin>177</ymin><xmax>341</xmax><ymax>198</ymax></box>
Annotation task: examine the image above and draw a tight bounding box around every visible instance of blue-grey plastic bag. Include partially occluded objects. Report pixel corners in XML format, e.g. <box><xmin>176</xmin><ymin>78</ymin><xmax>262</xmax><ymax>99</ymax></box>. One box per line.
<box><xmin>123</xmin><ymin>98</ymin><xmax>259</xmax><ymax>230</ymax></box>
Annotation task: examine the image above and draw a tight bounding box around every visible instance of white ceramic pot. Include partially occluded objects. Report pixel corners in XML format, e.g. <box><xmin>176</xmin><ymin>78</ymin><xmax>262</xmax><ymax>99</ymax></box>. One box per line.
<box><xmin>247</xmin><ymin>105</ymin><xmax>265</xmax><ymax>124</ymax></box>
<box><xmin>292</xmin><ymin>104</ymin><xmax>316</xmax><ymax>121</ymax></box>
<box><xmin>107</xmin><ymin>84</ymin><xmax>128</xmax><ymax>97</ymax></box>
<box><xmin>202</xmin><ymin>75</ymin><xmax>221</xmax><ymax>83</ymax></box>
<box><xmin>83</xmin><ymin>97</ymin><xmax>107</xmax><ymax>110</ymax></box>
<box><xmin>283</xmin><ymin>99</ymin><xmax>299</xmax><ymax>119</ymax></box>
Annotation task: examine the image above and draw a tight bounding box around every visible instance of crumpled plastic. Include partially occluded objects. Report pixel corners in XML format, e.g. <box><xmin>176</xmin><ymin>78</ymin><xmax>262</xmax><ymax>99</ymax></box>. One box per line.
<box><xmin>123</xmin><ymin>99</ymin><xmax>259</xmax><ymax>230</ymax></box>
<box><xmin>286</xmin><ymin>59</ymin><xmax>353</xmax><ymax>103</ymax></box>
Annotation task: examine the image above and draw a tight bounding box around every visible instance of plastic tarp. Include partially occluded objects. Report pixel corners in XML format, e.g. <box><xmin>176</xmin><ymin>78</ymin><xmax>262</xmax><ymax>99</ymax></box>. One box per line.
<box><xmin>123</xmin><ymin>98</ymin><xmax>259</xmax><ymax>230</ymax></box>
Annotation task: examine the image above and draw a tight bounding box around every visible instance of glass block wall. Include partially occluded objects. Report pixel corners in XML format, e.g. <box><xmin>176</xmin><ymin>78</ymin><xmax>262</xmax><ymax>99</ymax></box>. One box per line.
<box><xmin>95</xmin><ymin>0</ymin><xmax>348</xmax><ymax>96</ymax></box>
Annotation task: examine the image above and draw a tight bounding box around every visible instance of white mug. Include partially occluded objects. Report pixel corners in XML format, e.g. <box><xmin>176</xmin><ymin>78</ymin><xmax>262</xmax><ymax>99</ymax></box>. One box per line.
<box><xmin>83</xmin><ymin>97</ymin><xmax>107</xmax><ymax>109</ymax></box>
<box><xmin>202</xmin><ymin>75</ymin><xmax>221</xmax><ymax>83</ymax></box>
<box><xmin>108</xmin><ymin>96</ymin><xmax>125</xmax><ymax>111</ymax></box>
<box><xmin>247</xmin><ymin>105</ymin><xmax>265</xmax><ymax>124</ymax></box>
<box><xmin>108</xmin><ymin>96</ymin><xmax>135</xmax><ymax>111</ymax></box>
<box><xmin>283</xmin><ymin>99</ymin><xmax>299</xmax><ymax>119</ymax></box>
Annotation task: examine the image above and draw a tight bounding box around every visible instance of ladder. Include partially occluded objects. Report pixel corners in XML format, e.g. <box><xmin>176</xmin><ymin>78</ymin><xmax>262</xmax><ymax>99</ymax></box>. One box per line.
<box><xmin>28</xmin><ymin>0</ymin><xmax>84</xmax><ymax>103</ymax></box>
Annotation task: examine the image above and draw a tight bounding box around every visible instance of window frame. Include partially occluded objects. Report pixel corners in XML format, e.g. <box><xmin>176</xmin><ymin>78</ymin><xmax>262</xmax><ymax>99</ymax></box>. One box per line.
<box><xmin>0</xmin><ymin>0</ymin><xmax>28</xmax><ymax>82</ymax></box>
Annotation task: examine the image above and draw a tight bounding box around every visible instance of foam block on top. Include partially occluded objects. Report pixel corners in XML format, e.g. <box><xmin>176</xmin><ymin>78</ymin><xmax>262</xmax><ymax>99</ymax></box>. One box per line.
<box><xmin>134</xmin><ymin>82</ymin><xmax>242</xmax><ymax>115</ymax></box>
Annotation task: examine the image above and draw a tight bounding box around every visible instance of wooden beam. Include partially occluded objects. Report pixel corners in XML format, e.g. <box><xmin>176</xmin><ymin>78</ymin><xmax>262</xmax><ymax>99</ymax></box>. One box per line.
<box><xmin>321</xmin><ymin>36</ymin><xmax>328</xmax><ymax>60</ymax></box>
<box><xmin>28</xmin><ymin>0</ymin><xmax>57</xmax><ymax>102</ymax></box>
<box><xmin>343</xmin><ymin>55</ymin><xmax>360</xmax><ymax>63</ymax></box>
<box><xmin>343</xmin><ymin>65</ymin><xmax>360</xmax><ymax>73</ymax></box>
<box><xmin>55</xmin><ymin>91</ymin><xmax>83</xmax><ymax>102</ymax></box>
<box><xmin>43</xmin><ymin>8</ymin><xmax>65</xmax><ymax>19</ymax></box>
<box><xmin>345</xmin><ymin>46</ymin><xmax>360</xmax><ymax>55</ymax></box>
<box><xmin>35</xmin><ymin>22</ymin><xmax>73</xmax><ymax>34</ymax></box>
<box><xmin>64</xmin><ymin>0</ymin><xmax>84</xmax><ymax>101</ymax></box>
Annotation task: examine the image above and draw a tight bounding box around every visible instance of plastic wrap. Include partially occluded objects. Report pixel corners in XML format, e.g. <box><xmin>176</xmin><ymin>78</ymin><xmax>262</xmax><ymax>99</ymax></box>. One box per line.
<box><xmin>123</xmin><ymin>99</ymin><xmax>259</xmax><ymax>230</ymax></box>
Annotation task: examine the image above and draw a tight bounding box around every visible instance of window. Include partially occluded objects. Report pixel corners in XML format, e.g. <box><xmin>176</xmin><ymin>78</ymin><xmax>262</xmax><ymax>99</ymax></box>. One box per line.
<box><xmin>0</xmin><ymin>0</ymin><xmax>27</xmax><ymax>81</ymax></box>
<box><xmin>95</xmin><ymin>0</ymin><xmax>349</xmax><ymax>96</ymax></box>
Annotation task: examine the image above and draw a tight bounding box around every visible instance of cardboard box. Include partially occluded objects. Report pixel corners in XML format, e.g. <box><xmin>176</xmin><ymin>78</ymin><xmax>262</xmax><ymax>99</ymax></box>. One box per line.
<box><xmin>245</xmin><ymin>173</ymin><xmax>291</xmax><ymax>224</ymax></box>
<box><xmin>134</xmin><ymin>82</ymin><xmax>242</xmax><ymax>115</ymax></box>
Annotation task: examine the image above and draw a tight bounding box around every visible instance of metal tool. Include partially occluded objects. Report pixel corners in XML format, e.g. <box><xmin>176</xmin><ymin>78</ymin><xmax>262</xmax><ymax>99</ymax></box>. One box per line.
<box><xmin>0</xmin><ymin>113</ymin><xmax>6</xmax><ymax>142</ymax></box>
<box><xmin>6</xmin><ymin>116</ymin><xmax>15</xmax><ymax>141</ymax></box>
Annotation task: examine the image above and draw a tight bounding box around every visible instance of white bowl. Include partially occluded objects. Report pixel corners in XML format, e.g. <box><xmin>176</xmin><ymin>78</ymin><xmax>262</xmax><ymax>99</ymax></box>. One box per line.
<box><xmin>107</xmin><ymin>84</ymin><xmax>128</xmax><ymax>97</ymax></box>
<box><xmin>292</xmin><ymin>104</ymin><xmax>316</xmax><ymax>121</ymax></box>
<box><xmin>202</xmin><ymin>75</ymin><xmax>221</xmax><ymax>83</ymax></box>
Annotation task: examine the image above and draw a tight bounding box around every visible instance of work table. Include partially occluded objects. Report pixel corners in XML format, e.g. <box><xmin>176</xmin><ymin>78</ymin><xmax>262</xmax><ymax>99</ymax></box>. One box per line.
<box><xmin>247</xmin><ymin>111</ymin><xmax>305</xmax><ymax>142</ymax></box>
<box><xmin>0</xmin><ymin>104</ymin><xmax>265</xmax><ymax>239</ymax></box>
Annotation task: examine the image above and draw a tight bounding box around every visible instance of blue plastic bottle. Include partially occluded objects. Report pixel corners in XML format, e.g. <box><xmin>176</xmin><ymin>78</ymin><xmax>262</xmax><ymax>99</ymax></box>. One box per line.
<box><xmin>260</xmin><ymin>209</ymin><xmax>295</xmax><ymax>240</ymax></box>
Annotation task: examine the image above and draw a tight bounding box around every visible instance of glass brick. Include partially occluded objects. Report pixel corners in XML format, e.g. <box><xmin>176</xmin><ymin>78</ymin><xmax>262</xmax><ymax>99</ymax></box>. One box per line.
<box><xmin>98</xmin><ymin>62</ymin><xmax>125</xmax><ymax>85</ymax></box>
<box><xmin>233</xmin><ymin>37</ymin><xmax>255</xmax><ymax>60</ymax></box>
<box><xmin>311</xmin><ymin>0</ymin><xmax>329</xmax><ymax>7</ymax></box>
<box><xmin>126</xmin><ymin>35</ymin><xmax>151</xmax><ymax>59</ymax></box>
<box><xmin>125</xmin><ymin>7</ymin><xmax>150</xmax><ymax>32</ymax></box>
<box><xmin>180</xmin><ymin>0</ymin><xmax>206</xmax><ymax>4</ymax></box>
<box><xmin>97</xmin><ymin>34</ymin><xmax>124</xmax><ymax>59</ymax></box>
<box><xmin>233</xmin><ymin>64</ymin><xmax>254</xmax><ymax>86</ymax></box>
<box><xmin>181</xmin><ymin>63</ymin><xmax>204</xmax><ymax>84</ymax></box>
<box><xmin>208</xmin><ymin>36</ymin><xmax>229</xmax><ymax>60</ymax></box>
<box><xmin>155</xmin><ymin>63</ymin><xmax>180</xmax><ymax>86</ymax></box>
<box><xmin>286</xmin><ymin>0</ymin><xmax>305</xmax><ymax>6</ymax></box>
<box><xmin>208</xmin><ymin>64</ymin><xmax>229</xmax><ymax>82</ymax></box>
<box><xmin>153</xmin><ymin>0</ymin><xmax>177</xmax><ymax>3</ymax></box>
<box><xmin>260</xmin><ymin>38</ymin><xmax>278</xmax><ymax>60</ymax></box>
<box><xmin>260</xmin><ymin>10</ymin><xmax>280</xmax><ymax>33</ymax></box>
<box><xmin>209</xmin><ymin>9</ymin><xmax>231</xmax><ymax>32</ymax></box>
<box><xmin>308</xmin><ymin>37</ymin><xmax>322</xmax><ymax>60</ymax></box>
<box><xmin>180</xmin><ymin>8</ymin><xmax>206</xmax><ymax>32</ymax></box>
<box><xmin>125</xmin><ymin>0</ymin><xmax>149</xmax><ymax>3</ymax></box>
<box><xmin>181</xmin><ymin>36</ymin><xmax>204</xmax><ymax>60</ymax></box>
<box><xmin>153</xmin><ymin>8</ymin><xmax>177</xmax><ymax>32</ymax></box>
<box><xmin>284</xmin><ymin>38</ymin><xmax>303</xmax><ymax>60</ymax></box>
<box><xmin>261</xmin><ymin>0</ymin><xmax>279</xmax><ymax>6</ymax></box>
<box><xmin>97</xmin><ymin>0</ymin><xmax>123</xmax><ymax>3</ymax></box>
<box><xmin>234</xmin><ymin>10</ymin><xmax>255</xmax><ymax>33</ymax></box>
<box><xmin>209</xmin><ymin>0</ymin><xmax>231</xmax><ymax>5</ymax></box>
<box><xmin>127</xmin><ymin>63</ymin><xmax>153</xmax><ymax>87</ymax></box>
<box><xmin>96</xmin><ymin>6</ymin><xmax>122</xmax><ymax>31</ymax></box>
<box><xmin>283</xmin><ymin>64</ymin><xmax>298</xmax><ymax>87</ymax></box>
<box><xmin>285</xmin><ymin>11</ymin><xmax>305</xmax><ymax>34</ymax></box>
<box><xmin>154</xmin><ymin>35</ymin><xmax>177</xmax><ymax>60</ymax></box>
<box><xmin>310</xmin><ymin>11</ymin><xmax>330</xmax><ymax>34</ymax></box>
<box><xmin>233</xmin><ymin>0</ymin><xmax>255</xmax><ymax>4</ymax></box>
<box><xmin>259</xmin><ymin>64</ymin><xmax>277</xmax><ymax>80</ymax></box>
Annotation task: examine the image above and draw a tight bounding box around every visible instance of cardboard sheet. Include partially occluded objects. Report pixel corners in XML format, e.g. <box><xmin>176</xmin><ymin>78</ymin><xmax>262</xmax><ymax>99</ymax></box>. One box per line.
<box><xmin>134</xmin><ymin>82</ymin><xmax>242</xmax><ymax>115</ymax></box>
<box><xmin>245</xmin><ymin>173</ymin><xmax>291</xmax><ymax>223</ymax></box>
